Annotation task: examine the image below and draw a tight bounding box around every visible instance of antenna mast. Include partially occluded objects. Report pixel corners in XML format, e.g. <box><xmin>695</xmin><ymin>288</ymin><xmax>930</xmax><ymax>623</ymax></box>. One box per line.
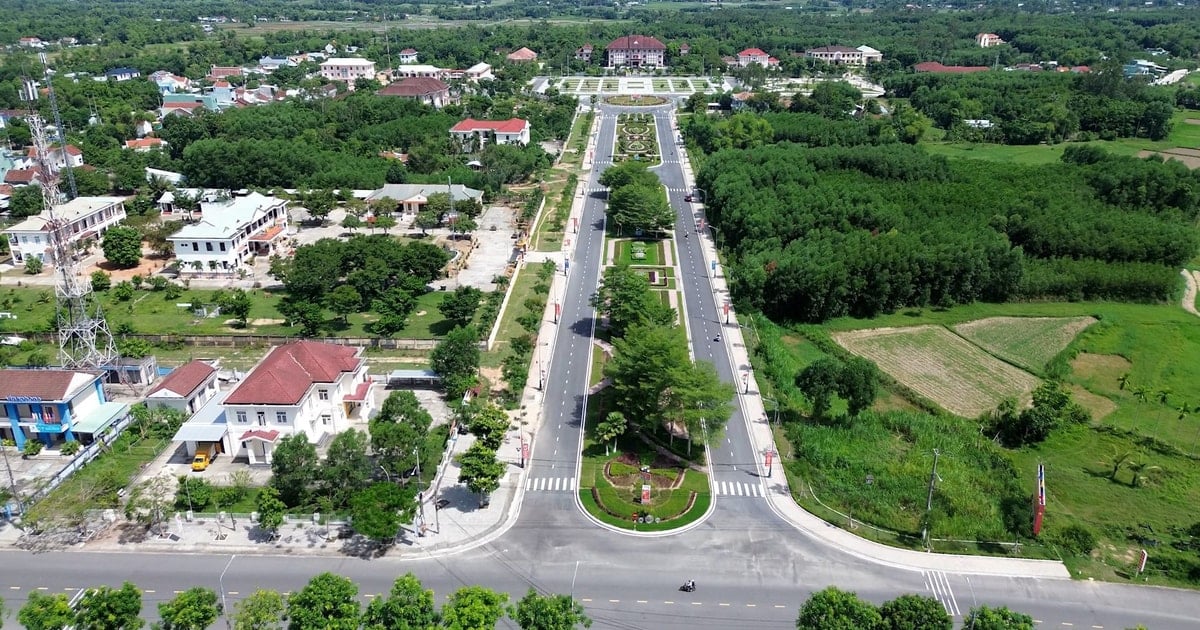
<box><xmin>39</xmin><ymin>52</ymin><xmax>76</xmax><ymax>200</ymax></box>
<box><xmin>29</xmin><ymin>113</ymin><xmax>118</xmax><ymax>370</ymax></box>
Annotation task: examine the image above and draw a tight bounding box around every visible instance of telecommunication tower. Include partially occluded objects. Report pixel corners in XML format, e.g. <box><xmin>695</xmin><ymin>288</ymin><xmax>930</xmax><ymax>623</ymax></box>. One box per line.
<box><xmin>28</xmin><ymin>113</ymin><xmax>118</xmax><ymax>370</ymax></box>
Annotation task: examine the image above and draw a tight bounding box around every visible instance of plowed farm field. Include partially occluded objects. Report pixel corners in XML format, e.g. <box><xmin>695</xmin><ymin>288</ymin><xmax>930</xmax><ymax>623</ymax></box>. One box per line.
<box><xmin>952</xmin><ymin>316</ymin><xmax>1097</xmax><ymax>372</ymax></box>
<box><xmin>833</xmin><ymin>325</ymin><xmax>1041</xmax><ymax>417</ymax></box>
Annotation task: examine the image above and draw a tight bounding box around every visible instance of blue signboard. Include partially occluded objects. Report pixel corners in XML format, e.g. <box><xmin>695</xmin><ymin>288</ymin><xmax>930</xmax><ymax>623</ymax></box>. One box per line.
<box><xmin>5</xmin><ymin>396</ymin><xmax>43</xmax><ymax>403</ymax></box>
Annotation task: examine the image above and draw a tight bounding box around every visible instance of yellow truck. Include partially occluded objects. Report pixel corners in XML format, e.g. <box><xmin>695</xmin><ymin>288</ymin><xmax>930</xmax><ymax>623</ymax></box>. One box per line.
<box><xmin>192</xmin><ymin>443</ymin><xmax>218</xmax><ymax>471</ymax></box>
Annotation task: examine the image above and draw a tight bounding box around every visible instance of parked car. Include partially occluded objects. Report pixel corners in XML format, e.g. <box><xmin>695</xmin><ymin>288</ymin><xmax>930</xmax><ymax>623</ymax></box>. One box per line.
<box><xmin>684</xmin><ymin>194</ymin><xmax>694</xmax><ymax>202</ymax></box>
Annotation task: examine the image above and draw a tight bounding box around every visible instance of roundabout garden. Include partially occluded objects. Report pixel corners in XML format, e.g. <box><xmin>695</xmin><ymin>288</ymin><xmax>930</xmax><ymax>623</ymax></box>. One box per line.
<box><xmin>605</xmin><ymin>94</ymin><xmax>668</xmax><ymax>106</ymax></box>
<box><xmin>614</xmin><ymin>113</ymin><xmax>661</xmax><ymax>165</ymax></box>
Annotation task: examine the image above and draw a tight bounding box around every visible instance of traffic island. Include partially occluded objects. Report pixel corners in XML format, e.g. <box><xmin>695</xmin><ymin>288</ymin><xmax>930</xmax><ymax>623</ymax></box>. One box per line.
<box><xmin>605</xmin><ymin>95</ymin><xmax>667</xmax><ymax>106</ymax></box>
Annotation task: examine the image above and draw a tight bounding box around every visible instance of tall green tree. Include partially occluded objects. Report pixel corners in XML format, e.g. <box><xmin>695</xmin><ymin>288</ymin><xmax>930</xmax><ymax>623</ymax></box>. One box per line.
<box><xmin>467</xmin><ymin>403</ymin><xmax>511</xmax><ymax>451</ymax></box>
<box><xmin>286</xmin><ymin>573</ymin><xmax>360</xmax><ymax>630</ymax></box>
<box><xmin>431</xmin><ymin>325</ymin><xmax>480</xmax><ymax>399</ymax></box>
<box><xmin>349</xmin><ymin>482</ymin><xmax>417</xmax><ymax>543</ymax></box>
<box><xmin>962</xmin><ymin>605</ymin><xmax>1035</xmax><ymax>630</ymax></box>
<box><xmin>439</xmin><ymin>286</ymin><xmax>483</xmax><ymax>327</ymax></box>
<box><xmin>254</xmin><ymin>486</ymin><xmax>286</xmax><ymax>539</ymax></box>
<box><xmin>9</xmin><ymin>185</ymin><xmax>45</xmax><ymax>219</ymax></box>
<box><xmin>157</xmin><ymin>587</ymin><xmax>220</xmax><ymax>630</ymax></box>
<box><xmin>320</xmin><ymin>429</ymin><xmax>371</xmax><ymax>510</ymax></box>
<box><xmin>101</xmin><ymin>225</ymin><xmax>143</xmax><ymax>269</ymax></box>
<box><xmin>595</xmin><ymin>411</ymin><xmax>627</xmax><ymax>456</ymax></box>
<box><xmin>270</xmin><ymin>434</ymin><xmax>319</xmax><ymax>507</ymax></box>
<box><xmin>837</xmin><ymin>357</ymin><xmax>880</xmax><ymax>417</ymax></box>
<box><xmin>607</xmin><ymin>185</ymin><xmax>673</xmax><ymax>235</ymax></box>
<box><xmin>325</xmin><ymin>285</ymin><xmax>362</xmax><ymax>322</ymax></box>
<box><xmin>361</xmin><ymin>573</ymin><xmax>440</xmax><ymax>630</ymax></box>
<box><xmin>457</xmin><ymin>442</ymin><xmax>505</xmax><ymax>508</ymax></box>
<box><xmin>796</xmin><ymin>586</ymin><xmax>882</xmax><ymax>630</ymax></box>
<box><xmin>591</xmin><ymin>266</ymin><xmax>675</xmax><ymax>339</ymax></box>
<box><xmin>510</xmin><ymin>589</ymin><xmax>592</xmax><ymax>630</ymax></box>
<box><xmin>796</xmin><ymin>359</ymin><xmax>842</xmax><ymax>421</ymax></box>
<box><xmin>440</xmin><ymin>586</ymin><xmax>508</xmax><ymax>630</ymax></box>
<box><xmin>879</xmin><ymin>594</ymin><xmax>952</xmax><ymax>630</ymax></box>
<box><xmin>18</xmin><ymin>592</ymin><xmax>75</xmax><ymax>630</ymax></box>
<box><xmin>232</xmin><ymin>589</ymin><xmax>285</xmax><ymax>630</ymax></box>
<box><xmin>217</xmin><ymin>289</ymin><xmax>254</xmax><ymax>328</ymax></box>
<box><xmin>75</xmin><ymin>581</ymin><xmax>144</xmax><ymax>630</ymax></box>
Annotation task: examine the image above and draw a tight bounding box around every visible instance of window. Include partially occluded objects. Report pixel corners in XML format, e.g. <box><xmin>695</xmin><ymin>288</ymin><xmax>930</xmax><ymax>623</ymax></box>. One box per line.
<box><xmin>192</xmin><ymin>242</ymin><xmax>199</xmax><ymax>251</ymax></box>
<box><xmin>205</xmin><ymin>242</ymin><xmax>213</xmax><ymax>251</ymax></box>
<box><xmin>236</xmin><ymin>411</ymin><xmax>247</xmax><ymax>423</ymax></box>
<box><xmin>219</xmin><ymin>243</ymin><xmax>226</xmax><ymax>251</ymax></box>
<box><xmin>321</xmin><ymin>414</ymin><xmax>331</xmax><ymax>425</ymax></box>
<box><xmin>318</xmin><ymin>389</ymin><xmax>329</xmax><ymax>401</ymax></box>
<box><xmin>276</xmin><ymin>411</ymin><xmax>287</xmax><ymax>423</ymax></box>
<box><xmin>256</xmin><ymin>412</ymin><xmax>266</xmax><ymax>426</ymax></box>
<box><xmin>41</xmin><ymin>406</ymin><xmax>58</xmax><ymax>424</ymax></box>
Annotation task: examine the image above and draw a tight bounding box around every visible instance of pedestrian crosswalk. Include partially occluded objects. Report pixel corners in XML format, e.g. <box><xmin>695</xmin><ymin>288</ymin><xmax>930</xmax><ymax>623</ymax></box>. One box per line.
<box><xmin>713</xmin><ymin>481</ymin><xmax>763</xmax><ymax>497</ymax></box>
<box><xmin>923</xmin><ymin>570</ymin><xmax>961</xmax><ymax>616</ymax></box>
<box><xmin>526</xmin><ymin>476</ymin><xmax>576</xmax><ymax>492</ymax></box>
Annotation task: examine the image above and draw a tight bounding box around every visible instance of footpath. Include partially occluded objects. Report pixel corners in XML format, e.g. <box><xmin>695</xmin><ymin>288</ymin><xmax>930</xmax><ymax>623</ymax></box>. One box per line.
<box><xmin>666</xmin><ymin>109</ymin><xmax>1070</xmax><ymax>580</ymax></box>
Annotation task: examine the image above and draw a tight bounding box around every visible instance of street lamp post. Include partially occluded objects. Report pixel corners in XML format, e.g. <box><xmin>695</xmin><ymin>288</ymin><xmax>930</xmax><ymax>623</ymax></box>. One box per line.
<box><xmin>414</xmin><ymin>446</ymin><xmax>426</xmax><ymax>537</ymax></box>
<box><xmin>762</xmin><ymin>397</ymin><xmax>780</xmax><ymax>426</ymax></box>
<box><xmin>219</xmin><ymin>555</ymin><xmax>235</xmax><ymax>627</ymax></box>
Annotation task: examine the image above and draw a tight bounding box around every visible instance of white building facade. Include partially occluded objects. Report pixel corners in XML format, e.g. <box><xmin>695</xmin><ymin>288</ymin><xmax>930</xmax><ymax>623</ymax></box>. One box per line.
<box><xmin>319</xmin><ymin>58</ymin><xmax>377</xmax><ymax>84</ymax></box>
<box><xmin>4</xmin><ymin>196</ymin><xmax>127</xmax><ymax>266</ymax></box>
<box><xmin>168</xmin><ymin>192</ymin><xmax>289</xmax><ymax>274</ymax></box>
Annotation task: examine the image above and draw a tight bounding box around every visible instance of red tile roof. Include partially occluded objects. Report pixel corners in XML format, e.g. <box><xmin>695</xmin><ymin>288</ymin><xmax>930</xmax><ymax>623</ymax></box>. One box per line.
<box><xmin>739</xmin><ymin>48</ymin><xmax>768</xmax><ymax>57</ymax></box>
<box><xmin>148</xmin><ymin>360</ymin><xmax>216</xmax><ymax>398</ymax></box>
<box><xmin>400</xmin><ymin>48</ymin><xmax>418</xmax><ymax>54</ymax></box>
<box><xmin>345</xmin><ymin>381</ymin><xmax>371</xmax><ymax>401</ymax></box>
<box><xmin>225</xmin><ymin>341</ymin><xmax>363</xmax><ymax>406</ymax></box>
<box><xmin>124</xmin><ymin>138</ymin><xmax>165</xmax><ymax>150</ymax></box>
<box><xmin>451</xmin><ymin>117</ymin><xmax>528</xmax><ymax>134</ymax></box>
<box><xmin>0</xmin><ymin>369</ymin><xmax>95</xmax><ymax>401</ymax></box>
<box><xmin>239</xmin><ymin>429</ymin><xmax>280</xmax><ymax>442</ymax></box>
<box><xmin>506</xmin><ymin>47</ymin><xmax>538</xmax><ymax>61</ymax></box>
<box><xmin>913</xmin><ymin>61</ymin><xmax>990</xmax><ymax>74</ymax></box>
<box><xmin>607</xmin><ymin>35</ymin><xmax>666</xmax><ymax>51</ymax></box>
<box><xmin>0</xmin><ymin>185</ymin><xmax>13</xmax><ymax>195</ymax></box>
<box><xmin>377</xmin><ymin>77</ymin><xmax>449</xmax><ymax>97</ymax></box>
<box><xmin>3</xmin><ymin>169</ymin><xmax>39</xmax><ymax>184</ymax></box>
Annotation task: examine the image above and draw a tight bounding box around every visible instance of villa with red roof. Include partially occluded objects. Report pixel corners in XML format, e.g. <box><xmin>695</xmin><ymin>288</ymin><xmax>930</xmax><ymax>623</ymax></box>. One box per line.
<box><xmin>450</xmin><ymin>118</ymin><xmax>531</xmax><ymax>152</ymax></box>
<box><xmin>124</xmin><ymin>138</ymin><xmax>167</xmax><ymax>153</ymax></box>
<box><xmin>221</xmin><ymin>341</ymin><xmax>374</xmax><ymax>464</ymax></box>
<box><xmin>147</xmin><ymin>360</ymin><xmax>219</xmax><ymax>416</ymax></box>
<box><xmin>606</xmin><ymin>35</ymin><xmax>666</xmax><ymax>68</ymax></box>
<box><xmin>736</xmin><ymin>48</ymin><xmax>778</xmax><ymax>68</ymax></box>
<box><xmin>399</xmin><ymin>48</ymin><xmax>419</xmax><ymax>64</ymax></box>
<box><xmin>506</xmin><ymin>47</ymin><xmax>539</xmax><ymax>62</ymax></box>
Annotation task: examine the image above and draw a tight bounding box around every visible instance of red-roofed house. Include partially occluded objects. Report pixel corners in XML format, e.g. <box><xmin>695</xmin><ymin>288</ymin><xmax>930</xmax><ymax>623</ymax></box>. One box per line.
<box><xmin>506</xmin><ymin>47</ymin><xmax>539</xmax><ymax>62</ymax></box>
<box><xmin>0</xmin><ymin>368</ymin><xmax>128</xmax><ymax>449</ymax></box>
<box><xmin>147</xmin><ymin>360</ymin><xmax>219</xmax><ymax>415</ymax></box>
<box><xmin>575</xmin><ymin>43</ymin><xmax>594</xmax><ymax>62</ymax></box>
<box><xmin>26</xmin><ymin>144</ymin><xmax>84</xmax><ymax>171</ymax></box>
<box><xmin>976</xmin><ymin>33</ymin><xmax>1005</xmax><ymax>48</ymax></box>
<box><xmin>737</xmin><ymin>48</ymin><xmax>777</xmax><ymax>68</ymax></box>
<box><xmin>606</xmin><ymin>35</ymin><xmax>666</xmax><ymax>68</ymax></box>
<box><xmin>377</xmin><ymin>77</ymin><xmax>455</xmax><ymax>108</ymax></box>
<box><xmin>679</xmin><ymin>43</ymin><xmax>690</xmax><ymax>56</ymax></box>
<box><xmin>399</xmin><ymin>48</ymin><xmax>420</xmax><ymax>64</ymax></box>
<box><xmin>450</xmin><ymin>118</ymin><xmax>531</xmax><ymax>152</ymax></box>
<box><xmin>207</xmin><ymin>65</ymin><xmax>243</xmax><ymax>80</ymax></box>
<box><xmin>3</xmin><ymin>168</ymin><xmax>41</xmax><ymax>187</ymax></box>
<box><xmin>124</xmin><ymin>138</ymin><xmax>167</xmax><ymax>153</ymax></box>
<box><xmin>222</xmin><ymin>341</ymin><xmax>374</xmax><ymax>464</ymax></box>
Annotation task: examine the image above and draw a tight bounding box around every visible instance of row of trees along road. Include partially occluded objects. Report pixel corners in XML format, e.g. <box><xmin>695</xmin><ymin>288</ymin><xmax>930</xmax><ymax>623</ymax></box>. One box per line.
<box><xmin>593</xmin><ymin>265</ymin><xmax>734</xmax><ymax>455</ymax></box>
<box><xmin>12</xmin><ymin>571</ymin><xmax>591</xmax><ymax>630</ymax></box>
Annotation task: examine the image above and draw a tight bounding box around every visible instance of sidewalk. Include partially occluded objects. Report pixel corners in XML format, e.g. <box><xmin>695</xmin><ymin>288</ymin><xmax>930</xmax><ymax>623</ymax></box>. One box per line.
<box><xmin>668</xmin><ymin>110</ymin><xmax>1070</xmax><ymax>580</ymax></box>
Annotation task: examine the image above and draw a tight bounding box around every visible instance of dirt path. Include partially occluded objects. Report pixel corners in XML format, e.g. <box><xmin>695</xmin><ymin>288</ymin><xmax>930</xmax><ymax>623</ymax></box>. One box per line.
<box><xmin>1182</xmin><ymin>269</ymin><xmax>1200</xmax><ymax>317</ymax></box>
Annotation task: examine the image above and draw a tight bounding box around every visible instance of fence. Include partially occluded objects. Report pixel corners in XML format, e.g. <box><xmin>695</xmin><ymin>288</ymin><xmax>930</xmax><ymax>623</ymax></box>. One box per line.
<box><xmin>23</xmin><ymin>333</ymin><xmax>453</xmax><ymax>351</ymax></box>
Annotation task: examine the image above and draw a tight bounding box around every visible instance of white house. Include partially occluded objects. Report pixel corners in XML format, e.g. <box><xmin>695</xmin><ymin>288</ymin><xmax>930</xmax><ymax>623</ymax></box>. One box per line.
<box><xmin>4</xmin><ymin>196</ymin><xmax>127</xmax><ymax>267</ymax></box>
<box><xmin>169</xmin><ymin>191</ymin><xmax>289</xmax><ymax>274</ymax></box>
<box><xmin>976</xmin><ymin>33</ymin><xmax>1005</xmax><ymax>48</ymax></box>
<box><xmin>464</xmin><ymin>62</ymin><xmax>494</xmax><ymax>81</ymax></box>
<box><xmin>805</xmin><ymin>45</ymin><xmax>882</xmax><ymax>66</ymax></box>
<box><xmin>0</xmin><ymin>368</ymin><xmax>129</xmax><ymax>448</ymax></box>
<box><xmin>393</xmin><ymin>64</ymin><xmax>447</xmax><ymax>79</ymax></box>
<box><xmin>146</xmin><ymin>360</ymin><xmax>220</xmax><ymax>416</ymax></box>
<box><xmin>26</xmin><ymin>144</ymin><xmax>84</xmax><ymax>172</ymax></box>
<box><xmin>606</xmin><ymin>35</ymin><xmax>667</xmax><ymax>68</ymax></box>
<box><xmin>319</xmin><ymin>58</ymin><xmax>377</xmax><ymax>84</ymax></box>
<box><xmin>367</xmin><ymin>183</ymin><xmax>484</xmax><ymax>215</ymax></box>
<box><xmin>736</xmin><ymin>48</ymin><xmax>778</xmax><ymax>68</ymax></box>
<box><xmin>449</xmin><ymin>118</ymin><xmax>531</xmax><ymax>152</ymax></box>
<box><xmin>398</xmin><ymin>48</ymin><xmax>420</xmax><ymax>64</ymax></box>
<box><xmin>221</xmin><ymin>341</ymin><xmax>375</xmax><ymax>465</ymax></box>
<box><xmin>104</xmin><ymin>67</ymin><xmax>141</xmax><ymax>82</ymax></box>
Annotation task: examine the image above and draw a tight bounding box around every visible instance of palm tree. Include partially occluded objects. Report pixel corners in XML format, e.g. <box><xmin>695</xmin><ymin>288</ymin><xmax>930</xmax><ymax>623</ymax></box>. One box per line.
<box><xmin>1108</xmin><ymin>450</ymin><xmax>1133</xmax><ymax>481</ymax></box>
<box><xmin>1127</xmin><ymin>460</ymin><xmax>1161</xmax><ymax>488</ymax></box>
<box><xmin>1117</xmin><ymin>373</ymin><xmax>1130</xmax><ymax>390</ymax></box>
<box><xmin>1132</xmin><ymin>386</ymin><xmax>1149</xmax><ymax>403</ymax></box>
<box><xmin>1157</xmin><ymin>388</ymin><xmax>1172</xmax><ymax>405</ymax></box>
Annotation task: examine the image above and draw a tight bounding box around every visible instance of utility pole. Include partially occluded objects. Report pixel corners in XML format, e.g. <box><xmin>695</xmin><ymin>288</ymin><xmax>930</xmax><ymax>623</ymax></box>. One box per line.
<box><xmin>921</xmin><ymin>449</ymin><xmax>941</xmax><ymax>548</ymax></box>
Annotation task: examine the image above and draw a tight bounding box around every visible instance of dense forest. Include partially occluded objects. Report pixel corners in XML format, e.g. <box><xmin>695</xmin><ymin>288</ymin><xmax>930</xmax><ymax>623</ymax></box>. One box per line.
<box><xmin>695</xmin><ymin>135</ymin><xmax>1199</xmax><ymax>322</ymax></box>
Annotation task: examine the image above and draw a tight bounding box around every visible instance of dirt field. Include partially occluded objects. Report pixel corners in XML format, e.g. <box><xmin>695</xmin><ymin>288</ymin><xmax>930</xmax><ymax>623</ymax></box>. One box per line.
<box><xmin>1136</xmin><ymin>148</ymin><xmax>1200</xmax><ymax>169</ymax></box>
<box><xmin>833</xmin><ymin>325</ymin><xmax>1041</xmax><ymax>418</ymax></box>
<box><xmin>952</xmin><ymin>316</ymin><xmax>1097</xmax><ymax>372</ymax></box>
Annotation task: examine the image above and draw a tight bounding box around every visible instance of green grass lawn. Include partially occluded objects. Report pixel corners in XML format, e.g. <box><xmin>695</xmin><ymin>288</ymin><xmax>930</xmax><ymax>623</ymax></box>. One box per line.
<box><xmin>923</xmin><ymin>109</ymin><xmax>1200</xmax><ymax>165</ymax></box>
<box><xmin>614</xmin><ymin>239</ymin><xmax>664</xmax><ymax>266</ymax></box>
<box><xmin>480</xmin><ymin>266</ymin><xmax>542</xmax><ymax>369</ymax></box>
<box><xmin>759</xmin><ymin>299</ymin><xmax>1200</xmax><ymax>583</ymax></box>
<box><xmin>0</xmin><ymin>286</ymin><xmax>454</xmax><ymax>340</ymax></box>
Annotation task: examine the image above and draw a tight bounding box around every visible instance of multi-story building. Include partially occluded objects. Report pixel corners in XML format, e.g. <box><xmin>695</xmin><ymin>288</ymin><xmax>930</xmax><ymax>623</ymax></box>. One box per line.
<box><xmin>575</xmin><ymin>44</ymin><xmax>594</xmax><ymax>62</ymax></box>
<box><xmin>25</xmin><ymin>144</ymin><xmax>83</xmax><ymax>172</ymax></box>
<box><xmin>736</xmin><ymin>48</ymin><xmax>778</xmax><ymax>68</ymax></box>
<box><xmin>146</xmin><ymin>360</ymin><xmax>220</xmax><ymax>416</ymax></box>
<box><xmin>976</xmin><ymin>33</ymin><xmax>1005</xmax><ymax>48</ymax></box>
<box><xmin>319</xmin><ymin>58</ymin><xmax>377</xmax><ymax>84</ymax></box>
<box><xmin>805</xmin><ymin>45</ymin><xmax>883</xmax><ymax>66</ymax></box>
<box><xmin>221</xmin><ymin>341</ymin><xmax>375</xmax><ymax>465</ymax></box>
<box><xmin>399</xmin><ymin>48</ymin><xmax>420</xmax><ymax>64</ymax></box>
<box><xmin>0</xmin><ymin>369</ymin><xmax>130</xmax><ymax>448</ymax></box>
<box><xmin>606</xmin><ymin>35</ymin><xmax>667</xmax><ymax>68</ymax></box>
<box><xmin>377</xmin><ymin>77</ymin><xmax>455</xmax><ymax>108</ymax></box>
<box><xmin>449</xmin><ymin>118</ymin><xmax>531</xmax><ymax>152</ymax></box>
<box><xmin>169</xmin><ymin>192</ymin><xmax>288</xmax><ymax>275</ymax></box>
<box><xmin>5</xmin><ymin>196</ymin><xmax>127</xmax><ymax>267</ymax></box>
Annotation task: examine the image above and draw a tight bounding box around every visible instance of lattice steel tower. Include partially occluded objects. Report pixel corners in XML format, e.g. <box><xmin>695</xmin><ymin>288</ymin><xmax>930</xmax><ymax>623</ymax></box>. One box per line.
<box><xmin>28</xmin><ymin>114</ymin><xmax>118</xmax><ymax>369</ymax></box>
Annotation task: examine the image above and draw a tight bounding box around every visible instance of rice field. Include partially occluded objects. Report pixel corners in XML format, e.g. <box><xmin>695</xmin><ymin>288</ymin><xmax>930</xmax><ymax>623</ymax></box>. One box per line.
<box><xmin>952</xmin><ymin>316</ymin><xmax>1097</xmax><ymax>373</ymax></box>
